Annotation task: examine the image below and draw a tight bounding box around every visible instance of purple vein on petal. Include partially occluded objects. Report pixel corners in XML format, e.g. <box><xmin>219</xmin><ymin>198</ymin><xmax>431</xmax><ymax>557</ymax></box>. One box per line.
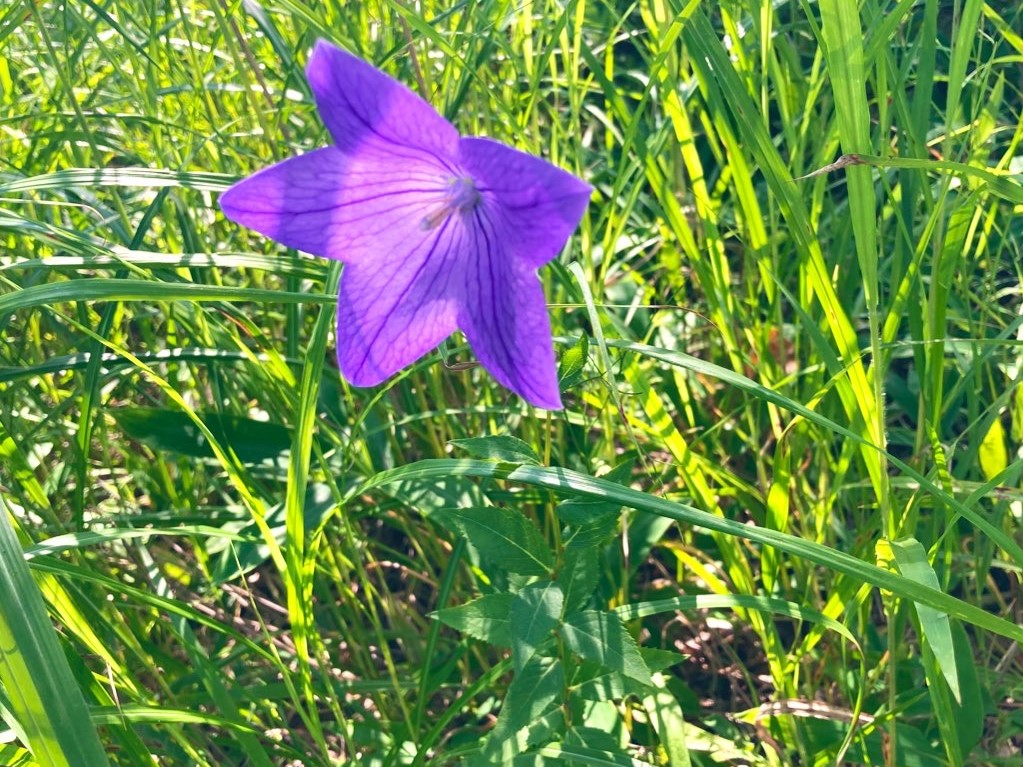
<box><xmin>342</xmin><ymin>216</ymin><xmax>462</xmax><ymax>382</ymax></box>
<box><xmin>308</xmin><ymin>41</ymin><xmax>459</xmax><ymax>172</ymax></box>
<box><xmin>223</xmin><ymin>41</ymin><xmax>585</xmax><ymax>405</ymax></box>
<box><xmin>466</xmin><ymin>206</ymin><xmax>545</xmax><ymax>406</ymax></box>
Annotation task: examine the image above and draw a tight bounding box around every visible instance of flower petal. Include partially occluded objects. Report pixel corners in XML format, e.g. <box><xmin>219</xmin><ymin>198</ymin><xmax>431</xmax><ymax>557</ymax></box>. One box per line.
<box><xmin>458</xmin><ymin>137</ymin><xmax>591</xmax><ymax>269</ymax></box>
<box><xmin>219</xmin><ymin>147</ymin><xmax>455</xmax><ymax>265</ymax></box>
<box><xmin>307</xmin><ymin>40</ymin><xmax>458</xmax><ymax>163</ymax></box>
<box><xmin>458</xmin><ymin>207</ymin><xmax>562</xmax><ymax>410</ymax></box>
<box><xmin>337</xmin><ymin>218</ymin><xmax>466</xmax><ymax>386</ymax></box>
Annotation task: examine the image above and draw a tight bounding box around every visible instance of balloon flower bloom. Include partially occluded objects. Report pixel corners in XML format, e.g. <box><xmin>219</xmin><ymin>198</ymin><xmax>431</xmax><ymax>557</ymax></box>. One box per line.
<box><xmin>220</xmin><ymin>40</ymin><xmax>591</xmax><ymax>409</ymax></box>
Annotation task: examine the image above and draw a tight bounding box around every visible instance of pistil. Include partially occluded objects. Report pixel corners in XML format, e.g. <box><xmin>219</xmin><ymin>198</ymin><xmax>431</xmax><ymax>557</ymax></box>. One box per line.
<box><xmin>420</xmin><ymin>177</ymin><xmax>480</xmax><ymax>230</ymax></box>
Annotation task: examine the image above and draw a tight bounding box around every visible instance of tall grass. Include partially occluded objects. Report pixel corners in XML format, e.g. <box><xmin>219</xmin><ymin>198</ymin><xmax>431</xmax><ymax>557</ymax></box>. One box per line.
<box><xmin>1</xmin><ymin>1</ymin><xmax>1022</xmax><ymax>765</ymax></box>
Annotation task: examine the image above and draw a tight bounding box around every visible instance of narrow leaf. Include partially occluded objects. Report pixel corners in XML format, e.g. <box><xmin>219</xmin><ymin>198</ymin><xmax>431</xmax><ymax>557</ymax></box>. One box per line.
<box><xmin>0</xmin><ymin>499</ymin><xmax>110</xmax><ymax>767</ymax></box>
<box><xmin>890</xmin><ymin>538</ymin><xmax>960</xmax><ymax>702</ymax></box>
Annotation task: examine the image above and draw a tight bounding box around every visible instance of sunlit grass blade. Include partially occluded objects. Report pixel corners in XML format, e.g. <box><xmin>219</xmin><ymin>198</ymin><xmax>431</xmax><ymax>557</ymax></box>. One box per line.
<box><xmin>0</xmin><ymin>497</ymin><xmax>110</xmax><ymax>767</ymax></box>
<box><xmin>0</xmin><ymin>279</ymin><xmax>332</xmax><ymax>316</ymax></box>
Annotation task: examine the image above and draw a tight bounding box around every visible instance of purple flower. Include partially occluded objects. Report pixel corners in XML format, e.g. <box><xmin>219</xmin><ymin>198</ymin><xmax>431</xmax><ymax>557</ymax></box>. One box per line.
<box><xmin>220</xmin><ymin>40</ymin><xmax>591</xmax><ymax>409</ymax></box>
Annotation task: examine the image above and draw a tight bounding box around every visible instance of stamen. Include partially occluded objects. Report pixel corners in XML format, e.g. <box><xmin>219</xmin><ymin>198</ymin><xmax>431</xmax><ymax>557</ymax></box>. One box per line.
<box><xmin>420</xmin><ymin>177</ymin><xmax>480</xmax><ymax>230</ymax></box>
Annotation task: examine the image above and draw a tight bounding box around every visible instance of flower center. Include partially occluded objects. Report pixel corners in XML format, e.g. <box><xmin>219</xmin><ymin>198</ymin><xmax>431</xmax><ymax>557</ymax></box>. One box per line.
<box><xmin>420</xmin><ymin>177</ymin><xmax>480</xmax><ymax>231</ymax></box>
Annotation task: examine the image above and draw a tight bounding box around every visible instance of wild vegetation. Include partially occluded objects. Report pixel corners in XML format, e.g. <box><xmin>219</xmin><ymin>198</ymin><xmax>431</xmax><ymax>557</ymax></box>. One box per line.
<box><xmin>2</xmin><ymin>1</ymin><xmax>1023</xmax><ymax>765</ymax></box>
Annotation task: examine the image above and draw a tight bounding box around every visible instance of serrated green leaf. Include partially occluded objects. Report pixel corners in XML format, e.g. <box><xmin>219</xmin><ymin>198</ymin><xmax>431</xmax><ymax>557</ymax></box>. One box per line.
<box><xmin>639</xmin><ymin>648</ymin><xmax>686</xmax><ymax>673</ymax></box>
<box><xmin>479</xmin><ymin>655</ymin><xmax>564</xmax><ymax>764</ymax></box>
<box><xmin>560</xmin><ymin>611</ymin><xmax>652</xmax><ymax>686</ymax></box>
<box><xmin>557</xmin><ymin>458</ymin><xmax>635</xmax><ymax>525</ymax></box>
<box><xmin>449</xmin><ymin>436</ymin><xmax>541</xmax><ymax>465</ymax></box>
<box><xmin>556</xmin><ymin>498</ymin><xmax>621</xmax><ymax>527</ymax></box>
<box><xmin>563</xmin><ymin>515</ymin><xmax>619</xmax><ymax>550</ymax></box>
<box><xmin>557</xmin><ymin>513</ymin><xmax>619</xmax><ymax>613</ymax></box>
<box><xmin>557</xmin><ymin>544</ymin><xmax>600</xmax><ymax>614</ymax></box>
<box><xmin>558</xmin><ymin>333</ymin><xmax>589</xmax><ymax>389</ymax></box>
<box><xmin>435</xmin><ymin>507</ymin><xmax>552</xmax><ymax>577</ymax></box>
<box><xmin>433</xmin><ymin>593</ymin><xmax>516</xmax><ymax>648</ymax></box>
<box><xmin>510</xmin><ymin>582</ymin><xmax>564</xmax><ymax>671</ymax></box>
<box><xmin>570</xmin><ymin>661</ymin><xmax>626</xmax><ymax>703</ymax></box>
<box><xmin>535</xmin><ymin>742</ymin><xmax>651</xmax><ymax>766</ymax></box>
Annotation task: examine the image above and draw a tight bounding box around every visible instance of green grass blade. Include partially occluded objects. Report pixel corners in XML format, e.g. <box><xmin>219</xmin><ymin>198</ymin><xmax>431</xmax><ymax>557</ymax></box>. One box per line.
<box><xmin>0</xmin><ymin>497</ymin><xmax>110</xmax><ymax>767</ymax></box>
<box><xmin>0</xmin><ymin>279</ymin><xmax>332</xmax><ymax>316</ymax></box>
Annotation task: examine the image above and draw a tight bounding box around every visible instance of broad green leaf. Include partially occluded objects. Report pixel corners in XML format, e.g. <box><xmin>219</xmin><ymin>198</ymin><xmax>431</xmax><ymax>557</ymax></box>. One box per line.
<box><xmin>360</xmin><ymin>459</ymin><xmax>1023</xmax><ymax>644</ymax></box>
<box><xmin>562</xmin><ymin>515</ymin><xmax>619</xmax><ymax>550</ymax></box>
<box><xmin>449</xmin><ymin>436</ymin><xmax>541</xmax><ymax>466</ymax></box>
<box><xmin>0</xmin><ymin>498</ymin><xmax>110</xmax><ymax>767</ymax></box>
<box><xmin>565</xmin><ymin>726</ymin><xmax>625</xmax><ymax>757</ymax></box>
<box><xmin>560</xmin><ymin>610</ymin><xmax>652</xmax><ymax>686</ymax></box>
<box><xmin>556</xmin><ymin>456</ymin><xmax>634</xmax><ymax>525</ymax></box>
<box><xmin>479</xmin><ymin>656</ymin><xmax>564</xmax><ymax>764</ymax></box>
<box><xmin>557</xmin><ymin>544</ymin><xmax>600</xmax><ymax>615</ymax></box>
<box><xmin>535</xmin><ymin>743</ymin><xmax>651</xmax><ymax>766</ymax></box>
<box><xmin>434</xmin><ymin>594</ymin><xmax>516</xmax><ymax>648</ymax></box>
<box><xmin>435</xmin><ymin>507</ymin><xmax>552</xmax><ymax>577</ymax></box>
<box><xmin>111</xmin><ymin>407</ymin><xmax>292</xmax><ymax>464</ymax></box>
<box><xmin>556</xmin><ymin>497</ymin><xmax>621</xmax><ymax>526</ymax></box>
<box><xmin>557</xmin><ymin>333</ymin><xmax>589</xmax><ymax>389</ymax></box>
<box><xmin>509</xmin><ymin>582</ymin><xmax>564</xmax><ymax>670</ymax></box>
<box><xmin>639</xmin><ymin>648</ymin><xmax>686</xmax><ymax>674</ymax></box>
<box><xmin>558</xmin><ymin>514</ymin><xmax>618</xmax><ymax>613</ymax></box>
<box><xmin>890</xmin><ymin>538</ymin><xmax>960</xmax><ymax>702</ymax></box>
<box><xmin>570</xmin><ymin>664</ymin><xmax>627</xmax><ymax>704</ymax></box>
<box><xmin>979</xmin><ymin>416</ymin><xmax>1009</xmax><ymax>482</ymax></box>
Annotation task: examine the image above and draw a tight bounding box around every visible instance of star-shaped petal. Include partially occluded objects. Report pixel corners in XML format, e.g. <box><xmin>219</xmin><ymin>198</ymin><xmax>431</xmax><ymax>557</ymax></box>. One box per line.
<box><xmin>220</xmin><ymin>40</ymin><xmax>591</xmax><ymax>409</ymax></box>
